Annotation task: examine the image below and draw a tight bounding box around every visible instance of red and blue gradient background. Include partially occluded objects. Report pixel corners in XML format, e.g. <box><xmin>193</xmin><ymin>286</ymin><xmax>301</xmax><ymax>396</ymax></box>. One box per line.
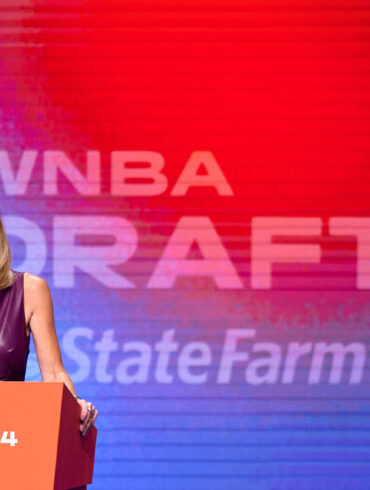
<box><xmin>1</xmin><ymin>1</ymin><xmax>370</xmax><ymax>489</ymax></box>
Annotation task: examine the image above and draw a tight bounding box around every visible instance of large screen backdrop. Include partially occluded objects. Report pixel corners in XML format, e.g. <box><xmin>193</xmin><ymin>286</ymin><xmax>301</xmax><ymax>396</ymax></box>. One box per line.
<box><xmin>1</xmin><ymin>1</ymin><xmax>370</xmax><ymax>489</ymax></box>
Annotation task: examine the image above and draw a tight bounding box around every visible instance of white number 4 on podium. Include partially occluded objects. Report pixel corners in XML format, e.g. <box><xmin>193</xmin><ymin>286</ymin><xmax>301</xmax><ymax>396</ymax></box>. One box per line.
<box><xmin>0</xmin><ymin>431</ymin><xmax>18</xmax><ymax>447</ymax></box>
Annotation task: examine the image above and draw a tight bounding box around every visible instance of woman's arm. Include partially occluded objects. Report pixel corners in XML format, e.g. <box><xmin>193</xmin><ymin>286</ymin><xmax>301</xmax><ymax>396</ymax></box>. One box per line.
<box><xmin>24</xmin><ymin>273</ymin><xmax>98</xmax><ymax>436</ymax></box>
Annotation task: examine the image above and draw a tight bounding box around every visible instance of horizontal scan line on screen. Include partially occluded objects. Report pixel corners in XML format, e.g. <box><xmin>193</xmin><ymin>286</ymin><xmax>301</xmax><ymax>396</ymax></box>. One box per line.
<box><xmin>4</xmin><ymin>215</ymin><xmax>370</xmax><ymax>289</ymax></box>
<box><xmin>55</xmin><ymin>327</ymin><xmax>366</xmax><ymax>385</ymax></box>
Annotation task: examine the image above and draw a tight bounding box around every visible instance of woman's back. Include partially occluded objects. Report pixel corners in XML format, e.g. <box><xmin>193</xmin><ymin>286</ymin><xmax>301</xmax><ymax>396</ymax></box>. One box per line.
<box><xmin>0</xmin><ymin>270</ymin><xmax>30</xmax><ymax>381</ymax></box>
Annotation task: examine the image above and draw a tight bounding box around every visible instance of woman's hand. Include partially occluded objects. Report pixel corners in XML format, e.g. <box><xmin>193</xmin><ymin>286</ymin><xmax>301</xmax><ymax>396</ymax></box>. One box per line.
<box><xmin>77</xmin><ymin>398</ymin><xmax>98</xmax><ymax>436</ymax></box>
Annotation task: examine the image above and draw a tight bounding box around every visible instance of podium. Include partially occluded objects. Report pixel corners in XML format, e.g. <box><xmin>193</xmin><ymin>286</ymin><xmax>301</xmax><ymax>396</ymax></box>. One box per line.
<box><xmin>0</xmin><ymin>382</ymin><xmax>97</xmax><ymax>490</ymax></box>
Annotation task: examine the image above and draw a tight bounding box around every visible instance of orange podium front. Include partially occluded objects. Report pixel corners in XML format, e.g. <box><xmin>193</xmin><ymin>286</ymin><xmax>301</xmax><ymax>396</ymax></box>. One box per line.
<box><xmin>0</xmin><ymin>382</ymin><xmax>97</xmax><ymax>490</ymax></box>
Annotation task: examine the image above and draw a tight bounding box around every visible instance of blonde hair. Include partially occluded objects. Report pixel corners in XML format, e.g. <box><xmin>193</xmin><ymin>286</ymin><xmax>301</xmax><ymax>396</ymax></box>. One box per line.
<box><xmin>0</xmin><ymin>218</ymin><xmax>13</xmax><ymax>289</ymax></box>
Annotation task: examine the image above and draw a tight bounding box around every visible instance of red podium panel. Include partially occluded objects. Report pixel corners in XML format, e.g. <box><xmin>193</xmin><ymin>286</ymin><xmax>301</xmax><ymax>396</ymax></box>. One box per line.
<box><xmin>0</xmin><ymin>382</ymin><xmax>97</xmax><ymax>490</ymax></box>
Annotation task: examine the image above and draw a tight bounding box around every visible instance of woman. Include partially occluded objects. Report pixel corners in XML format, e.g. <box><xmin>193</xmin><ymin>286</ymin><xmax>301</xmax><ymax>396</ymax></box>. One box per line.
<box><xmin>0</xmin><ymin>218</ymin><xmax>98</xmax><ymax>437</ymax></box>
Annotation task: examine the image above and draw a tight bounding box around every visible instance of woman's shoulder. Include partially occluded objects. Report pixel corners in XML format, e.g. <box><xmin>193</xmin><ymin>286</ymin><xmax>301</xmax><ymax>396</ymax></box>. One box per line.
<box><xmin>23</xmin><ymin>272</ymin><xmax>50</xmax><ymax>295</ymax></box>
<box><xmin>23</xmin><ymin>273</ymin><xmax>52</xmax><ymax>316</ymax></box>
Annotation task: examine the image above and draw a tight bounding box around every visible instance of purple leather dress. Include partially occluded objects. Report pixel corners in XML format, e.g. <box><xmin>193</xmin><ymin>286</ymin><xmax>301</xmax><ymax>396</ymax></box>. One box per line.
<box><xmin>0</xmin><ymin>270</ymin><xmax>30</xmax><ymax>381</ymax></box>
